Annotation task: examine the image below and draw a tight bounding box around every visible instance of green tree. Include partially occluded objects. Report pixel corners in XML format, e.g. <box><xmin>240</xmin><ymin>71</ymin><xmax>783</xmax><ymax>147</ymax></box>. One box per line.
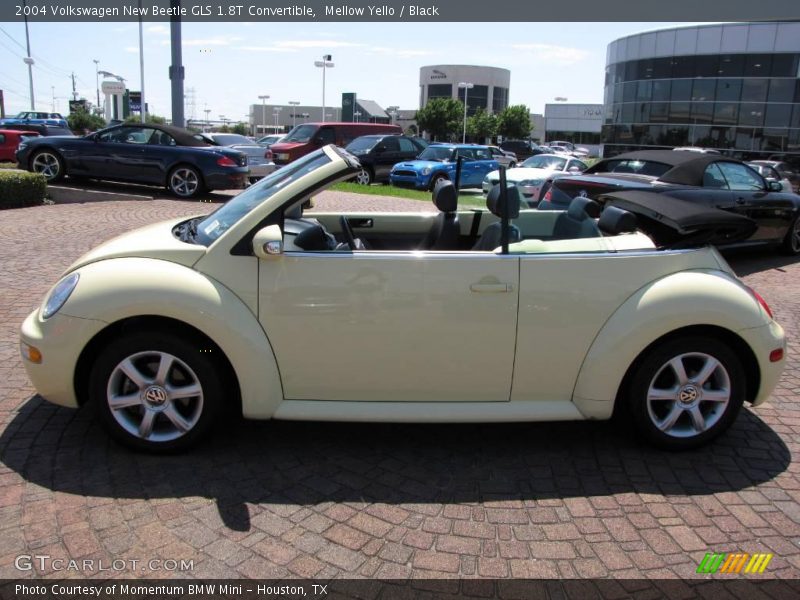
<box><xmin>415</xmin><ymin>98</ymin><xmax>463</xmax><ymax>141</ymax></box>
<box><xmin>67</xmin><ymin>107</ymin><xmax>107</xmax><ymax>132</ymax></box>
<box><xmin>123</xmin><ymin>113</ymin><xmax>166</xmax><ymax>125</ymax></box>
<box><xmin>466</xmin><ymin>107</ymin><xmax>497</xmax><ymax>142</ymax></box>
<box><xmin>496</xmin><ymin>105</ymin><xmax>532</xmax><ymax>140</ymax></box>
<box><xmin>231</xmin><ymin>122</ymin><xmax>248</xmax><ymax>135</ymax></box>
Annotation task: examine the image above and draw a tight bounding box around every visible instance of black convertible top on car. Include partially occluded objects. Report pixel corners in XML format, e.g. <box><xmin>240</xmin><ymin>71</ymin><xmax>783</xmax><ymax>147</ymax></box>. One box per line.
<box><xmin>599</xmin><ymin>189</ymin><xmax>758</xmax><ymax>249</ymax></box>
<box><xmin>586</xmin><ymin>150</ymin><xmax>748</xmax><ymax>187</ymax></box>
<box><xmin>145</xmin><ymin>124</ymin><xmax>211</xmax><ymax>147</ymax></box>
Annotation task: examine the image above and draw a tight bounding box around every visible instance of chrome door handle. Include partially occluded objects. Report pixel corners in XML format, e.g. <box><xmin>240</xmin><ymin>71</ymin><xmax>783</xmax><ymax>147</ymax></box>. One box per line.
<box><xmin>470</xmin><ymin>283</ymin><xmax>513</xmax><ymax>293</ymax></box>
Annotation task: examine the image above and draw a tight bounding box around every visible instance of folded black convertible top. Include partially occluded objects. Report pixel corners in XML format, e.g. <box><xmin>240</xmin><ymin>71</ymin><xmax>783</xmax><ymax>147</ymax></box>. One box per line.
<box><xmin>598</xmin><ymin>190</ymin><xmax>758</xmax><ymax>249</ymax></box>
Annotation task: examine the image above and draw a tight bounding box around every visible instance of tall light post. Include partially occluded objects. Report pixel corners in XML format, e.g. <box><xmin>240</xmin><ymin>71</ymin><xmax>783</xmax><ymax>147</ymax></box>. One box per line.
<box><xmin>258</xmin><ymin>94</ymin><xmax>269</xmax><ymax>135</ymax></box>
<box><xmin>458</xmin><ymin>82</ymin><xmax>474</xmax><ymax>143</ymax></box>
<box><xmin>93</xmin><ymin>59</ymin><xmax>100</xmax><ymax>108</ymax></box>
<box><xmin>273</xmin><ymin>106</ymin><xmax>282</xmax><ymax>130</ymax></box>
<box><xmin>204</xmin><ymin>108</ymin><xmax>210</xmax><ymax>131</ymax></box>
<box><xmin>288</xmin><ymin>101</ymin><xmax>300</xmax><ymax>128</ymax></box>
<box><xmin>314</xmin><ymin>55</ymin><xmax>334</xmax><ymax>122</ymax></box>
<box><xmin>22</xmin><ymin>0</ymin><xmax>35</xmax><ymax>110</ymax></box>
<box><xmin>386</xmin><ymin>105</ymin><xmax>399</xmax><ymax>125</ymax></box>
<box><xmin>353</xmin><ymin>111</ymin><xmax>361</xmax><ymax>123</ymax></box>
<box><xmin>138</xmin><ymin>0</ymin><xmax>146</xmax><ymax>123</ymax></box>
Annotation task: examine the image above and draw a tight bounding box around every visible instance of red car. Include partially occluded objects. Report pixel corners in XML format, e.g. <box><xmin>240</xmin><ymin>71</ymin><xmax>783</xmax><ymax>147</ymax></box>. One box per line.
<box><xmin>0</xmin><ymin>129</ymin><xmax>40</xmax><ymax>162</ymax></box>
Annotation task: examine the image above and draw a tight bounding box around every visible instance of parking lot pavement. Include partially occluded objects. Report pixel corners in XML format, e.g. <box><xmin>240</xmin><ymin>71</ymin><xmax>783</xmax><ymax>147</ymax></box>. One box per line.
<box><xmin>1</xmin><ymin>198</ymin><xmax>800</xmax><ymax>582</ymax></box>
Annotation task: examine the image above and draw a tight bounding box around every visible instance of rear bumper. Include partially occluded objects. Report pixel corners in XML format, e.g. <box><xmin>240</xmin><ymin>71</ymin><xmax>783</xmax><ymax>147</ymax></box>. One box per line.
<box><xmin>738</xmin><ymin>320</ymin><xmax>786</xmax><ymax>407</ymax></box>
<box><xmin>248</xmin><ymin>162</ymin><xmax>276</xmax><ymax>178</ymax></box>
<box><xmin>205</xmin><ymin>169</ymin><xmax>249</xmax><ymax>190</ymax></box>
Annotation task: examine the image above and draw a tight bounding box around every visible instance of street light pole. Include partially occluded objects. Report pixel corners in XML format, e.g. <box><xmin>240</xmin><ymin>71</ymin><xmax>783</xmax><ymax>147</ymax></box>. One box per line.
<box><xmin>258</xmin><ymin>94</ymin><xmax>269</xmax><ymax>135</ymax></box>
<box><xmin>22</xmin><ymin>0</ymin><xmax>35</xmax><ymax>110</ymax></box>
<box><xmin>288</xmin><ymin>101</ymin><xmax>300</xmax><ymax>128</ymax></box>
<box><xmin>458</xmin><ymin>82</ymin><xmax>474</xmax><ymax>143</ymax></box>
<box><xmin>314</xmin><ymin>55</ymin><xmax>334</xmax><ymax>123</ymax></box>
<box><xmin>273</xmin><ymin>107</ymin><xmax>282</xmax><ymax>130</ymax></box>
<box><xmin>138</xmin><ymin>0</ymin><xmax>146</xmax><ymax>123</ymax></box>
<box><xmin>93</xmin><ymin>59</ymin><xmax>100</xmax><ymax>108</ymax></box>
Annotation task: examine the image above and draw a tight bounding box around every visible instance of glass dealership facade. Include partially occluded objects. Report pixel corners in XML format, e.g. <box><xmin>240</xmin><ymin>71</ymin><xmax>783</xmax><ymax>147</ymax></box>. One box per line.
<box><xmin>602</xmin><ymin>22</ymin><xmax>800</xmax><ymax>161</ymax></box>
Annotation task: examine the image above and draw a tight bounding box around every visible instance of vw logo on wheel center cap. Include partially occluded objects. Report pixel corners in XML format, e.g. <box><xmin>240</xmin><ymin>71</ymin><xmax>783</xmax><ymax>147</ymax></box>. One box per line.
<box><xmin>143</xmin><ymin>385</ymin><xmax>168</xmax><ymax>407</ymax></box>
<box><xmin>679</xmin><ymin>384</ymin><xmax>700</xmax><ymax>404</ymax></box>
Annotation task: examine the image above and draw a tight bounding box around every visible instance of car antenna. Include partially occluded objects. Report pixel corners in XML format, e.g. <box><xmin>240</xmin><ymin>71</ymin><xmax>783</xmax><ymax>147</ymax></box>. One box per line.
<box><xmin>499</xmin><ymin>165</ymin><xmax>509</xmax><ymax>254</ymax></box>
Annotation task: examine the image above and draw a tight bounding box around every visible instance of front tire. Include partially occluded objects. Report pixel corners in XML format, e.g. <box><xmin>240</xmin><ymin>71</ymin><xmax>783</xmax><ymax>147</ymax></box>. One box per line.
<box><xmin>626</xmin><ymin>336</ymin><xmax>745</xmax><ymax>450</ymax></box>
<box><xmin>30</xmin><ymin>150</ymin><xmax>65</xmax><ymax>182</ymax></box>
<box><xmin>168</xmin><ymin>165</ymin><xmax>204</xmax><ymax>199</ymax></box>
<box><xmin>89</xmin><ymin>331</ymin><xmax>223</xmax><ymax>452</ymax></box>
<box><xmin>354</xmin><ymin>168</ymin><xmax>373</xmax><ymax>185</ymax></box>
<box><xmin>429</xmin><ymin>173</ymin><xmax>448</xmax><ymax>191</ymax></box>
<box><xmin>781</xmin><ymin>216</ymin><xmax>800</xmax><ymax>255</ymax></box>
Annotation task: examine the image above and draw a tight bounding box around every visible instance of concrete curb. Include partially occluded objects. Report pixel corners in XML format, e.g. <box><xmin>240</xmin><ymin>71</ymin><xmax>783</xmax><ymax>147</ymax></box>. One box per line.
<box><xmin>47</xmin><ymin>185</ymin><xmax>157</xmax><ymax>204</ymax></box>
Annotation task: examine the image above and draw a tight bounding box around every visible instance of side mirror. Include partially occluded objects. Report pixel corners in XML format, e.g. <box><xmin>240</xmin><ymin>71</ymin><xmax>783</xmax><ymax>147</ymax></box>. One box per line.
<box><xmin>768</xmin><ymin>180</ymin><xmax>783</xmax><ymax>192</ymax></box>
<box><xmin>252</xmin><ymin>224</ymin><xmax>284</xmax><ymax>259</ymax></box>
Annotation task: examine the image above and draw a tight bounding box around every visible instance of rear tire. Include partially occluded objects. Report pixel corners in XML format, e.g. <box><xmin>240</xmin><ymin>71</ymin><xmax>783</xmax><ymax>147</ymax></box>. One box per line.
<box><xmin>167</xmin><ymin>165</ymin><xmax>205</xmax><ymax>199</ymax></box>
<box><xmin>781</xmin><ymin>216</ymin><xmax>800</xmax><ymax>255</ymax></box>
<box><xmin>626</xmin><ymin>336</ymin><xmax>745</xmax><ymax>450</ymax></box>
<box><xmin>89</xmin><ymin>331</ymin><xmax>223</xmax><ymax>453</ymax></box>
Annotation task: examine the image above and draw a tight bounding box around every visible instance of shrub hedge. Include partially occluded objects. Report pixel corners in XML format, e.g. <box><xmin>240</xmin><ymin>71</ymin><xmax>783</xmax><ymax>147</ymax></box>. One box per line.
<box><xmin>0</xmin><ymin>170</ymin><xmax>47</xmax><ymax>209</ymax></box>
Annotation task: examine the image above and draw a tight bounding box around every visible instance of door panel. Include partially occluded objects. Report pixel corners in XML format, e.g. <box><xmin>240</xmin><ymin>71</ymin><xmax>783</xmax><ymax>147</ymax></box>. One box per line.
<box><xmin>258</xmin><ymin>252</ymin><xmax>519</xmax><ymax>401</ymax></box>
<box><xmin>513</xmin><ymin>252</ymin><xmax>699</xmax><ymax>402</ymax></box>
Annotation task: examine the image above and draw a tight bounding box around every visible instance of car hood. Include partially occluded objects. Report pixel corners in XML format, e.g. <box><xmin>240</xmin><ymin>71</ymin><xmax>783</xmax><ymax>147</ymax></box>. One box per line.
<box><xmin>486</xmin><ymin>167</ymin><xmax>558</xmax><ymax>182</ymax></box>
<box><xmin>270</xmin><ymin>142</ymin><xmax>307</xmax><ymax>152</ymax></box>
<box><xmin>393</xmin><ymin>160</ymin><xmax>446</xmax><ymax>171</ymax></box>
<box><xmin>66</xmin><ymin>217</ymin><xmax>207</xmax><ymax>274</ymax></box>
<box><xmin>600</xmin><ymin>190</ymin><xmax>758</xmax><ymax>249</ymax></box>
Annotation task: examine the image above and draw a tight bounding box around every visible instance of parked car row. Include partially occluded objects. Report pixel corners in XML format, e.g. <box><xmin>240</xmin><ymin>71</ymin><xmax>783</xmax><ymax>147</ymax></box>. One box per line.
<box><xmin>0</xmin><ymin>111</ymin><xmax>68</xmax><ymax>129</ymax></box>
<box><xmin>482</xmin><ymin>154</ymin><xmax>590</xmax><ymax>204</ymax></box>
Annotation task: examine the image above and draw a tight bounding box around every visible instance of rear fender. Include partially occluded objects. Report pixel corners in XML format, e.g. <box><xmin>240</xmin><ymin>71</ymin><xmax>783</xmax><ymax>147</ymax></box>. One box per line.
<box><xmin>572</xmin><ymin>270</ymin><xmax>767</xmax><ymax>419</ymax></box>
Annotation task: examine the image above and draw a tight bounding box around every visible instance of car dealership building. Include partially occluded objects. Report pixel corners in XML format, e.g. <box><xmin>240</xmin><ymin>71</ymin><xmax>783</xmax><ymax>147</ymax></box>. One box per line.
<box><xmin>419</xmin><ymin>65</ymin><xmax>511</xmax><ymax>116</ymax></box>
<box><xmin>602</xmin><ymin>22</ymin><xmax>800</xmax><ymax>161</ymax></box>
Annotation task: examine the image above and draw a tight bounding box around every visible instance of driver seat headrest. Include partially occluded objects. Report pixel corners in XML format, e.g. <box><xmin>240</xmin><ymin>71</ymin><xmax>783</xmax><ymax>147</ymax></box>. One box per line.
<box><xmin>432</xmin><ymin>179</ymin><xmax>458</xmax><ymax>213</ymax></box>
<box><xmin>567</xmin><ymin>196</ymin><xmax>601</xmax><ymax>220</ymax></box>
<box><xmin>486</xmin><ymin>184</ymin><xmax>521</xmax><ymax>219</ymax></box>
<box><xmin>599</xmin><ymin>205</ymin><xmax>637</xmax><ymax>235</ymax></box>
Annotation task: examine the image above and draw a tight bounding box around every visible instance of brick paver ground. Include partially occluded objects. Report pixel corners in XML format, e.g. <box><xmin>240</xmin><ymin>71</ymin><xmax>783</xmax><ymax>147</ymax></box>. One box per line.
<box><xmin>1</xmin><ymin>191</ymin><xmax>799</xmax><ymax>582</ymax></box>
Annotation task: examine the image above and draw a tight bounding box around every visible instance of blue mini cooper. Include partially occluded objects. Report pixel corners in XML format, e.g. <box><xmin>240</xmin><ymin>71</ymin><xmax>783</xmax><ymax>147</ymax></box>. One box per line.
<box><xmin>390</xmin><ymin>144</ymin><xmax>499</xmax><ymax>190</ymax></box>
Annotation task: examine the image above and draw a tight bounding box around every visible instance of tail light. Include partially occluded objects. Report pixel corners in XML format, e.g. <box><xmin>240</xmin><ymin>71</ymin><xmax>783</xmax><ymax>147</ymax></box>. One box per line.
<box><xmin>216</xmin><ymin>156</ymin><xmax>237</xmax><ymax>167</ymax></box>
<box><xmin>543</xmin><ymin>188</ymin><xmax>552</xmax><ymax>202</ymax></box>
<box><xmin>747</xmin><ymin>286</ymin><xmax>773</xmax><ymax>319</ymax></box>
<box><xmin>265</xmin><ymin>149</ymin><xmax>273</xmax><ymax>161</ymax></box>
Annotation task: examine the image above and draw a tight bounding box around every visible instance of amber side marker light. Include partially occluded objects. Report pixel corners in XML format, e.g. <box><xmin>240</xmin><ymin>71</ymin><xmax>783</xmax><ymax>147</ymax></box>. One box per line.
<box><xmin>770</xmin><ymin>348</ymin><xmax>784</xmax><ymax>363</ymax></box>
<box><xmin>21</xmin><ymin>342</ymin><xmax>42</xmax><ymax>364</ymax></box>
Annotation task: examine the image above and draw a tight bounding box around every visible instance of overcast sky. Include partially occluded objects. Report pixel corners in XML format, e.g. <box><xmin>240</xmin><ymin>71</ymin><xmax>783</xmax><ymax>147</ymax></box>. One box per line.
<box><xmin>0</xmin><ymin>21</ymin><xmax>701</xmax><ymax>121</ymax></box>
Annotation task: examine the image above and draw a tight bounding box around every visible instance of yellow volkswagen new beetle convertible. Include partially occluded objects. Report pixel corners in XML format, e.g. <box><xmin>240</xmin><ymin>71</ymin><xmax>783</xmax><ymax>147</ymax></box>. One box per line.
<box><xmin>20</xmin><ymin>145</ymin><xmax>786</xmax><ymax>452</ymax></box>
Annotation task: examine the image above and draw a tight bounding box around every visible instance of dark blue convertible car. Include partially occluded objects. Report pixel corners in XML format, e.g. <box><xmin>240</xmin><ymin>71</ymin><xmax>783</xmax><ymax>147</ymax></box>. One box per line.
<box><xmin>16</xmin><ymin>124</ymin><xmax>249</xmax><ymax>198</ymax></box>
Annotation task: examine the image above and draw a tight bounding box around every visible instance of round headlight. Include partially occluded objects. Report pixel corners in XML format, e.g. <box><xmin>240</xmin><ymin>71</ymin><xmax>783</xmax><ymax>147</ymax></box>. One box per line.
<box><xmin>41</xmin><ymin>273</ymin><xmax>79</xmax><ymax>319</ymax></box>
<box><xmin>422</xmin><ymin>167</ymin><xmax>432</xmax><ymax>176</ymax></box>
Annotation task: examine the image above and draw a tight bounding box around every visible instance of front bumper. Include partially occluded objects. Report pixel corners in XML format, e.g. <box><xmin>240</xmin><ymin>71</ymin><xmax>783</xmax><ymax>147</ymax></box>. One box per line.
<box><xmin>20</xmin><ymin>308</ymin><xmax>108</xmax><ymax>408</ymax></box>
<box><xmin>390</xmin><ymin>173</ymin><xmax>429</xmax><ymax>189</ymax></box>
<box><xmin>738</xmin><ymin>319</ymin><xmax>786</xmax><ymax>407</ymax></box>
<box><xmin>205</xmin><ymin>169</ymin><xmax>249</xmax><ymax>190</ymax></box>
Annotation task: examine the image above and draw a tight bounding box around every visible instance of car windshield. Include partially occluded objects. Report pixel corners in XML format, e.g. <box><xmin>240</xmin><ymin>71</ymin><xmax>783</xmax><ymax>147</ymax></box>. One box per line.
<box><xmin>521</xmin><ymin>155</ymin><xmax>567</xmax><ymax>170</ymax></box>
<box><xmin>257</xmin><ymin>135</ymin><xmax>281</xmax><ymax>144</ymax></box>
<box><xmin>283</xmin><ymin>124</ymin><xmax>317</xmax><ymax>143</ymax></box>
<box><xmin>417</xmin><ymin>146</ymin><xmax>454</xmax><ymax>162</ymax></box>
<box><xmin>346</xmin><ymin>137</ymin><xmax>380</xmax><ymax>152</ymax></box>
<box><xmin>193</xmin><ymin>150</ymin><xmax>332</xmax><ymax>246</ymax></box>
<box><xmin>212</xmin><ymin>134</ymin><xmax>253</xmax><ymax>145</ymax></box>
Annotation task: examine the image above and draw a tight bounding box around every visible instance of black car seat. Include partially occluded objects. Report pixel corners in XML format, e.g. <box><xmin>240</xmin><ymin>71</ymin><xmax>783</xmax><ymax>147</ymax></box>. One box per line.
<box><xmin>598</xmin><ymin>205</ymin><xmax>637</xmax><ymax>235</ymax></box>
<box><xmin>552</xmin><ymin>196</ymin><xmax>602</xmax><ymax>240</ymax></box>
<box><xmin>418</xmin><ymin>179</ymin><xmax>460</xmax><ymax>250</ymax></box>
<box><xmin>472</xmin><ymin>184</ymin><xmax>522</xmax><ymax>251</ymax></box>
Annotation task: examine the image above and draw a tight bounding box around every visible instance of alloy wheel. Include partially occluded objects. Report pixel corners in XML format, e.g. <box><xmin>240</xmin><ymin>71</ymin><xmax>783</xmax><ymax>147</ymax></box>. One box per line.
<box><xmin>355</xmin><ymin>169</ymin><xmax>372</xmax><ymax>185</ymax></box>
<box><xmin>791</xmin><ymin>219</ymin><xmax>800</xmax><ymax>253</ymax></box>
<box><xmin>645</xmin><ymin>352</ymin><xmax>731</xmax><ymax>438</ymax></box>
<box><xmin>106</xmin><ymin>350</ymin><xmax>204</xmax><ymax>442</ymax></box>
<box><xmin>170</xmin><ymin>168</ymin><xmax>199</xmax><ymax>197</ymax></box>
<box><xmin>31</xmin><ymin>152</ymin><xmax>60</xmax><ymax>180</ymax></box>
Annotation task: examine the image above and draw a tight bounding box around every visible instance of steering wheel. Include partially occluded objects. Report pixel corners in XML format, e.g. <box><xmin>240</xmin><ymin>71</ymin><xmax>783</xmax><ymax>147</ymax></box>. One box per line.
<box><xmin>339</xmin><ymin>215</ymin><xmax>361</xmax><ymax>250</ymax></box>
